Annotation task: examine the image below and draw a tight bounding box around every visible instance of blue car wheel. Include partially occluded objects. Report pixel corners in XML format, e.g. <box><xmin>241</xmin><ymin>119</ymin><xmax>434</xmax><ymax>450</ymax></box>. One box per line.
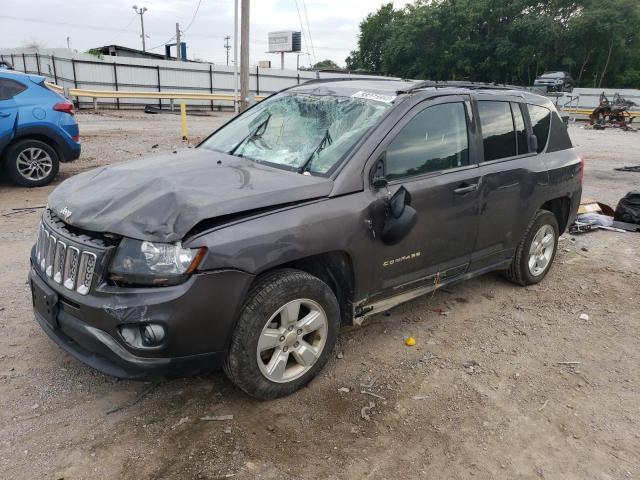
<box><xmin>5</xmin><ymin>138</ymin><xmax>59</xmax><ymax>187</ymax></box>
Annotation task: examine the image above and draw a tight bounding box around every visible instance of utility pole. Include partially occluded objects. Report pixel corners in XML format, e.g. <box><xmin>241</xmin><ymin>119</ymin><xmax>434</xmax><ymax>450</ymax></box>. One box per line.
<box><xmin>233</xmin><ymin>0</ymin><xmax>239</xmax><ymax>113</ymax></box>
<box><xmin>132</xmin><ymin>5</ymin><xmax>148</xmax><ymax>52</ymax></box>
<box><xmin>224</xmin><ymin>36</ymin><xmax>231</xmax><ymax>66</ymax></box>
<box><xmin>66</xmin><ymin>37</ymin><xmax>71</xmax><ymax>49</ymax></box>
<box><xmin>239</xmin><ymin>0</ymin><xmax>250</xmax><ymax>112</ymax></box>
<box><xmin>175</xmin><ymin>23</ymin><xmax>182</xmax><ymax>61</ymax></box>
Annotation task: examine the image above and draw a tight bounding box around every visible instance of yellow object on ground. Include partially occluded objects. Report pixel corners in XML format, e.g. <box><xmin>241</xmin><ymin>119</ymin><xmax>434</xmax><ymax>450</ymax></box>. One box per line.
<box><xmin>180</xmin><ymin>101</ymin><xmax>187</xmax><ymax>141</ymax></box>
<box><xmin>405</xmin><ymin>337</ymin><xmax>416</xmax><ymax>346</ymax></box>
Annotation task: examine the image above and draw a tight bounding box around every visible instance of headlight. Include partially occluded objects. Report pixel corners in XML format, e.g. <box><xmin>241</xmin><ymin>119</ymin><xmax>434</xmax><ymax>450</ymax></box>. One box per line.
<box><xmin>109</xmin><ymin>238</ymin><xmax>206</xmax><ymax>286</ymax></box>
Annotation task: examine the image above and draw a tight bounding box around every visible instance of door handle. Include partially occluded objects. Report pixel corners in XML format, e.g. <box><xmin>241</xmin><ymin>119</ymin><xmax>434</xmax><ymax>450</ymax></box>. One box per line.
<box><xmin>454</xmin><ymin>183</ymin><xmax>478</xmax><ymax>195</ymax></box>
<box><xmin>0</xmin><ymin>112</ymin><xmax>11</xmax><ymax>118</ymax></box>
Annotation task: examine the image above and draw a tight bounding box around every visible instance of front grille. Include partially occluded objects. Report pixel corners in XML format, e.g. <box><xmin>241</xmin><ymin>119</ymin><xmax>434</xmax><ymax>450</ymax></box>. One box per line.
<box><xmin>34</xmin><ymin>211</ymin><xmax>111</xmax><ymax>295</ymax></box>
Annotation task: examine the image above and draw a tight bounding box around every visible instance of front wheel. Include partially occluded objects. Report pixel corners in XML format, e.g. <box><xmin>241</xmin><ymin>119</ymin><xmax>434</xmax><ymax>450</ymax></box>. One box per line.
<box><xmin>505</xmin><ymin>210</ymin><xmax>559</xmax><ymax>286</ymax></box>
<box><xmin>224</xmin><ymin>269</ymin><xmax>340</xmax><ymax>399</ymax></box>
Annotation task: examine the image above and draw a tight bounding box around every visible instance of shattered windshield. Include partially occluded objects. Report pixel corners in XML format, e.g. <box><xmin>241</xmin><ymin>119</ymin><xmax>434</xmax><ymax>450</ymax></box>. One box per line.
<box><xmin>201</xmin><ymin>92</ymin><xmax>392</xmax><ymax>175</ymax></box>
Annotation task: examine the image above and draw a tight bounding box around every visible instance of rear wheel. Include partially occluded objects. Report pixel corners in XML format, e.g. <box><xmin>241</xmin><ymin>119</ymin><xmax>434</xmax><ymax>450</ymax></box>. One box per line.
<box><xmin>505</xmin><ymin>210</ymin><xmax>559</xmax><ymax>286</ymax></box>
<box><xmin>224</xmin><ymin>269</ymin><xmax>340</xmax><ymax>399</ymax></box>
<box><xmin>5</xmin><ymin>139</ymin><xmax>59</xmax><ymax>187</ymax></box>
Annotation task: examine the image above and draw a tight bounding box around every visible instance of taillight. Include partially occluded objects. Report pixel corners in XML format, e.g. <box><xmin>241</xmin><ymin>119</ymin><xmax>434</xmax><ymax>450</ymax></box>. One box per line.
<box><xmin>72</xmin><ymin>135</ymin><xmax>80</xmax><ymax>143</ymax></box>
<box><xmin>53</xmin><ymin>102</ymin><xmax>74</xmax><ymax>115</ymax></box>
<box><xmin>579</xmin><ymin>155</ymin><xmax>584</xmax><ymax>184</ymax></box>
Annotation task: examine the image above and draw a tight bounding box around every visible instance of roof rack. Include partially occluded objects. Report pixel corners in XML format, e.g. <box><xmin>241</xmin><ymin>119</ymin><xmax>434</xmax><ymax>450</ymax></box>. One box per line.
<box><xmin>396</xmin><ymin>80</ymin><xmax>526</xmax><ymax>94</ymax></box>
<box><xmin>298</xmin><ymin>76</ymin><xmax>404</xmax><ymax>87</ymax></box>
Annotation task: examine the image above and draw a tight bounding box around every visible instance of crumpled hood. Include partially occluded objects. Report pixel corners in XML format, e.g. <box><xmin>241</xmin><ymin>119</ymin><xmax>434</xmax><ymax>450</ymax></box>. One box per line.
<box><xmin>48</xmin><ymin>149</ymin><xmax>334</xmax><ymax>242</ymax></box>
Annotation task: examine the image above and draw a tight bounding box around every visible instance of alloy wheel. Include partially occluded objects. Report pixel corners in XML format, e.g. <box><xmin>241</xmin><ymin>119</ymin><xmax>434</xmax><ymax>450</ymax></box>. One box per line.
<box><xmin>528</xmin><ymin>224</ymin><xmax>555</xmax><ymax>276</ymax></box>
<box><xmin>16</xmin><ymin>147</ymin><xmax>53</xmax><ymax>181</ymax></box>
<box><xmin>256</xmin><ymin>298</ymin><xmax>328</xmax><ymax>383</ymax></box>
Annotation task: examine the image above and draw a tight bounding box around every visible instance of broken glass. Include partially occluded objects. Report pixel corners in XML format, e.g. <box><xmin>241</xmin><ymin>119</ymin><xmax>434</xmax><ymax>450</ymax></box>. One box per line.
<box><xmin>201</xmin><ymin>92</ymin><xmax>392</xmax><ymax>175</ymax></box>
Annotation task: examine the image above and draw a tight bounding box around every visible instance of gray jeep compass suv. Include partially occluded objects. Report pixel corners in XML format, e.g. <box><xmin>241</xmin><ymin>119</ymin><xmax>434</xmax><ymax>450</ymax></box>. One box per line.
<box><xmin>29</xmin><ymin>79</ymin><xmax>582</xmax><ymax>398</ymax></box>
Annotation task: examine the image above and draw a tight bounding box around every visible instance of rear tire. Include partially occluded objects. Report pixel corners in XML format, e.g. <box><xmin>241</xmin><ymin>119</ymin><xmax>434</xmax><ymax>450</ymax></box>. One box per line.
<box><xmin>224</xmin><ymin>269</ymin><xmax>340</xmax><ymax>399</ymax></box>
<box><xmin>505</xmin><ymin>210</ymin><xmax>559</xmax><ymax>286</ymax></box>
<box><xmin>5</xmin><ymin>139</ymin><xmax>59</xmax><ymax>187</ymax></box>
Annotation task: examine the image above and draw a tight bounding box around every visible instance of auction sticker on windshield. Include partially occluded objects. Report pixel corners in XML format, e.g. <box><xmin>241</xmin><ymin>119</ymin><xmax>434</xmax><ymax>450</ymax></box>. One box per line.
<box><xmin>351</xmin><ymin>91</ymin><xmax>396</xmax><ymax>104</ymax></box>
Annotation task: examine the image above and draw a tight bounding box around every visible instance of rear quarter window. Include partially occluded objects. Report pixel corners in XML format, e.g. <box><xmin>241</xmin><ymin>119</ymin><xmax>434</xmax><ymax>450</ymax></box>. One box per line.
<box><xmin>0</xmin><ymin>78</ymin><xmax>27</xmax><ymax>100</ymax></box>
<box><xmin>546</xmin><ymin>110</ymin><xmax>574</xmax><ymax>152</ymax></box>
<box><xmin>527</xmin><ymin>104</ymin><xmax>551</xmax><ymax>153</ymax></box>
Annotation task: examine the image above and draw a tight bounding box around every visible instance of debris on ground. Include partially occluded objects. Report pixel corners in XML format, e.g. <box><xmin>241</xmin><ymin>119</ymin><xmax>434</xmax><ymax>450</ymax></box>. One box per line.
<box><xmin>589</xmin><ymin>92</ymin><xmax>637</xmax><ymax>131</ymax></box>
<box><xmin>360</xmin><ymin>377</ymin><xmax>377</xmax><ymax>389</ymax></box>
<box><xmin>614</xmin><ymin>165</ymin><xmax>640</xmax><ymax>172</ymax></box>
<box><xmin>200</xmin><ymin>415</ymin><xmax>234</xmax><ymax>421</ymax></box>
<box><xmin>405</xmin><ymin>337</ymin><xmax>416</xmax><ymax>346</ymax></box>
<box><xmin>361</xmin><ymin>401</ymin><xmax>375</xmax><ymax>421</ymax></box>
<box><xmin>432</xmin><ymin>306</ymin><xmax>449</xmax><ymax>314</ymax></box>
<box><xmin>338</xmin><ymin>387</ymin><xmax>350</xmax><ymax>393</ymax></box>
<box><xmin>172</xmin><ymin>417</ymin><xmax>190</xmax><ymax>429</ymax></box>
<box><xmin>463</xmin><ymin>360</ymin><xmax>480</xmax><ymax>375</ymax></box>
<box><xmin>361</xmin><ymin>390</ymin><xmax>386</xmax><ymax>400</ymax></box>
<box><xmin>614</xmin><ymin>191</ymin><xmax>640</xmax><ymax>225</ymax></box>
<box><xmin>579</xmin><ymin>313</ymin><xmax>590</xmax><ymax>321</ymax></box>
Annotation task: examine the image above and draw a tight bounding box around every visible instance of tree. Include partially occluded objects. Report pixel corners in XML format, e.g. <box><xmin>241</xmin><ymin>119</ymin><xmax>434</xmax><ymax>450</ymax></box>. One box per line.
<box><xmin>313</xmin><ymin>59</ymin><xmax>340</xmax><ymax>70</ymax></box>
<box><xmin>347</xmin><ymin>0</ymin><xmax>640</xmax><ymax>88</ymax></box>
<box><xmin>346</xmin><ymin>3</ymin><xmax>398</xmax><ymax>72</ymax></box>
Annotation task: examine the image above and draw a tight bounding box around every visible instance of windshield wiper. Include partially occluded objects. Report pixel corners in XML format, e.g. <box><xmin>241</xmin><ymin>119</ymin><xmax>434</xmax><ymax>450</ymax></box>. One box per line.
<box><xmin>230</xmin><ymin>113</ymin><xmax>272</xmax><ymax>156</ymax></box>
<box><xmin>297</xmin><ymin>129</ymin><xmax>333</xmax><ymax>174</ymax></box>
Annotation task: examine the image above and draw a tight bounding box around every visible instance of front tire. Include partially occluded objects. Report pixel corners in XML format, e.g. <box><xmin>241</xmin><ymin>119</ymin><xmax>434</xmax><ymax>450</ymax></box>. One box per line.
<box><xmin>5</xmin><ymin>139</ymin><xmax>59</xmax><ymax>187</ymax></box>
<box><xmin>505</xmin><ymin>210</ymin><xmax>559</xmax><ymax>286</ymax></box>
<box><xmin>224</xmin><ymin>269</ymin><xmax>340</xmax><ymax>399</ymax></box>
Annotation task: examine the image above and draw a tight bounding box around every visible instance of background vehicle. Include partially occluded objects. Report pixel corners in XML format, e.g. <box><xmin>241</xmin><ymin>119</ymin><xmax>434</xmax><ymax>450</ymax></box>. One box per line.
<box><xmin>31</xmin><ymin>80</ymin><xmax>582</xmax><ymax>399</ymax></box>
<box><xmin>0</xmin><ymin>70</ymin><xmax>80</xmax><ymax>186</ymax></box>
<box><xmin>533</xmin><ymin>71</ymin><xmax>574</xmax><ymax>92</ymax></box>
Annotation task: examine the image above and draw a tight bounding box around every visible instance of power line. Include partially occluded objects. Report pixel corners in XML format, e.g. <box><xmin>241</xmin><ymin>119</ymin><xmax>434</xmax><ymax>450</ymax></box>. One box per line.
<box><xmin>293</xmin><ymin>0</ymin><xmax>311</xmax><ymax>68</ymax></box>
<box><xmin>146</xmin><ymin>35</ymin><xmax>175</xmax><ymax>51</ymax></box>
<box><xmin>106</xmin><ymin>16</ymin><xmax>136</xmax><ymax>45</ymax></box>
<box><xmin>147</xmin><ymin>0</ymin><xmax>200</xmax><ymax>53</ymax></box>
<box><xmin>183</xmin><ymin>0</ymin><xmax>203</xmax><ymax>33</ymax></box>
<box><xmin>301</xmin><ymin>0</ymin><xmax>316</xmax><ymax>64</ymax></box>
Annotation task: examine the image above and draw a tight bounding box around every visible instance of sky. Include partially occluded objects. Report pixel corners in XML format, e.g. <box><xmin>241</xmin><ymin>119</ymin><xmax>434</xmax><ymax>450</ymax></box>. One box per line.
<box><xmin>0</xmin><ymin>0</ymin><xmax>411</xmax><ymax>69</ymax></box>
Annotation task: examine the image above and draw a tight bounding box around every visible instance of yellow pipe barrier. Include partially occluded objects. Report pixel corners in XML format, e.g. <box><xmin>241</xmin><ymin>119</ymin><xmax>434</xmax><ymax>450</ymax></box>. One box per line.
<box><xmin>45</xmin><ymin>82</ymin><xmax>64</xmax><ymax>94</ymax></box>
<box><xmin>180</xmin><ymin>101</ymin><xmax>188</xmax><ymax>141</ymax></box>
<box><xmin>66</xmin><ymin>87</ymin><xmax>264</xmax><ymax>103</ymax></box>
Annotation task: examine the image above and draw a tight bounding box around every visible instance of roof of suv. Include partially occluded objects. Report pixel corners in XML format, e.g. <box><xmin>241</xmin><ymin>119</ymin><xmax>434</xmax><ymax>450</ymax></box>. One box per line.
<box><xmin>290</xmin><ymin>78</ymin><xmax>549</xmax><ymax>105</ymax></box>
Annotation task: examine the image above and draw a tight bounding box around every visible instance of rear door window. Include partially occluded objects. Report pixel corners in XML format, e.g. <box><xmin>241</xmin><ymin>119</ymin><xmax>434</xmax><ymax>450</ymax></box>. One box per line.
<box><xmin>385</xmin><ymin>102</ymin><xmax>469</xmax><ymax>180</ymax></box>
<box><xmin>512</xmin><ymin>103</ymin><xmax>528</xmax><ymax>155</ymax></box>
<box><xmin>527</xmin><ymin>105</ymin><xmax>551</xmax><ymax>153</ymax></box>
<box><xmin>478</xmin><ymin>101</ymin><xmax>517</xmax><ymax>161</ymax></box>
<box><xmin>0</xmin><ymin>78</ymin><xmax>27</xmax><ymax>100</ymax></box>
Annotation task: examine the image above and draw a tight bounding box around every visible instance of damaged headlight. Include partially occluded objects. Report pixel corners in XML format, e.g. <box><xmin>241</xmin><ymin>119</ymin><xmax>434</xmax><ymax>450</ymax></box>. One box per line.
<box><xmin>109</xmin><ymin>238</ymin><xmax>206</xmax><ymax>286</ymax></box>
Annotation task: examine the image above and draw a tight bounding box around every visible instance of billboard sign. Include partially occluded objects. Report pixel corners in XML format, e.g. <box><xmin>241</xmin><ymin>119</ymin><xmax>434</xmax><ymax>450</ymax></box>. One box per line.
<box><xmin>268</xmin><ymin>31</ymin><xmax>302</xmax><ymax>53</ymax></box>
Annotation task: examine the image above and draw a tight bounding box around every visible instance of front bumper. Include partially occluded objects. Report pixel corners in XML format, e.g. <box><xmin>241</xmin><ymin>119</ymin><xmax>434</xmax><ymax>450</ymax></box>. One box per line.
<box><xmin>29</xmin><ymin>264</ymin><xmax>254</xmax><ymax>379</ymax></box>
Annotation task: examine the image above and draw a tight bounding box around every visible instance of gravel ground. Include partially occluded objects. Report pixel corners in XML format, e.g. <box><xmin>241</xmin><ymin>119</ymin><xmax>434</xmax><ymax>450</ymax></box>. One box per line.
<box><xmin>0</xmin><ymin>112</ymin><xmax>638</xmax><ymax>480</ymax></box>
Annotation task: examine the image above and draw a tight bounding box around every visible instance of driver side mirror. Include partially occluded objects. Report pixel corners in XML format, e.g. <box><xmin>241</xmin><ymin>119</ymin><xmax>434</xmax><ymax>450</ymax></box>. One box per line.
<box><xmin>367</xmin><ymin>153</ymin><xmax>417</xmax><ymax>245</ymax></box>
<box><xmin>381</xmin><ymin>187</ymin><xmax>417</xmax><ymax>245</ymax></box>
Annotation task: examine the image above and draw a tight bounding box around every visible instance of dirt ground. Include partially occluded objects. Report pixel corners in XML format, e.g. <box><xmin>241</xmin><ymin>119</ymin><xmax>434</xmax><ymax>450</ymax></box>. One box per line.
<box><xmin>0</xmin><ymin>112</ymin><xmax>638</xmax><ymax>480</ymax></box>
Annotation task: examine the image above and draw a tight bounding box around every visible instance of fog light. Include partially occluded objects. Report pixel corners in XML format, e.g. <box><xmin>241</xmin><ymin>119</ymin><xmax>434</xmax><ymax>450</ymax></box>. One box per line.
<box><xmin>119</xmin><ymin>323</ymin><xmax>166</xmax><ymax>348</ymax></box>
<box><xmin>142</xmin><ymin>324</ymin><xmax>165</xmax><ymax>345</ymax></box>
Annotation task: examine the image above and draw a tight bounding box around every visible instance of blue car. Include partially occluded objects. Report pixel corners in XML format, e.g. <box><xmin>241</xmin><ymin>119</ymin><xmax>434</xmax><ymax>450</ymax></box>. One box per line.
<box><xmin>0</xmin><ymin>71</ymin><xmax>80</xmax><ymax>186</ymax></box>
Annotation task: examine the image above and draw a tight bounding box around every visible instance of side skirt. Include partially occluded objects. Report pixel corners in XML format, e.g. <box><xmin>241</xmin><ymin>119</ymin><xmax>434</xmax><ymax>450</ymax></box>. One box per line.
<box><xmin>353</xmin><ymin>259</ymin><xmax>512</xmax><ymax>321</ymax></box>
